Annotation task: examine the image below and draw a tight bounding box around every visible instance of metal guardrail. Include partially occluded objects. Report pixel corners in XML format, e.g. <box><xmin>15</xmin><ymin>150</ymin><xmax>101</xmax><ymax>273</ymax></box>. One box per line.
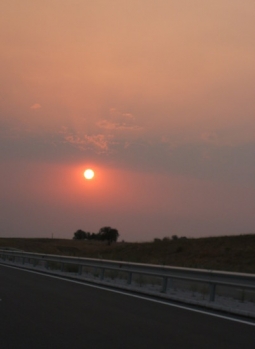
<box><xmin>1</xmin><ymin>249</ymin><xmax>255</xmax><ymax>316</ymax></box>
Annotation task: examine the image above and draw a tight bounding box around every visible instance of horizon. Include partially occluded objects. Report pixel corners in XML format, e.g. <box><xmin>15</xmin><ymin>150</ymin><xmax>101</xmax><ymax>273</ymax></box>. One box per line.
<box><xmin>1</xmin><ymin>232</ymin><xmax>255</xmax><ymax>243</ymax></box>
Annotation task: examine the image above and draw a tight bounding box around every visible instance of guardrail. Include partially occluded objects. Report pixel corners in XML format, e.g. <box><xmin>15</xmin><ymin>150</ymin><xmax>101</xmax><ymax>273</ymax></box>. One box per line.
<box><xmin>1</xmin><ymin>249</ymin><xmax>255</xmax><ymax>317</ymax></box>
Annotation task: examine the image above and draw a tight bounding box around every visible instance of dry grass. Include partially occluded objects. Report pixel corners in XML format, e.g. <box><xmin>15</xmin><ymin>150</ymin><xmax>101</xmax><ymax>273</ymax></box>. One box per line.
<box><xmin>0</xmin><ymin>234</ymin><xmax>255</xmax><ymax>273</ymax></box>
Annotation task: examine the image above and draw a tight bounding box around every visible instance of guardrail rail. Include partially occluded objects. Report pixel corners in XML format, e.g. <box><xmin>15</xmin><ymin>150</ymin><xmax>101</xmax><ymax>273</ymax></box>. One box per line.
<box><xmin>0</xmin><ymin>249</ymin><xmax>255</xmax><ymax>317</ymax></box>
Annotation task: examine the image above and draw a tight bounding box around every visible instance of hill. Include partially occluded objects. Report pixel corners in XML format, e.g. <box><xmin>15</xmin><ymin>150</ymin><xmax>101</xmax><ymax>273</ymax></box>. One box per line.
<box><xmin>0</xmin><ymin>234</ymin><xmax>255</xmax><ymax>273</ymax></box>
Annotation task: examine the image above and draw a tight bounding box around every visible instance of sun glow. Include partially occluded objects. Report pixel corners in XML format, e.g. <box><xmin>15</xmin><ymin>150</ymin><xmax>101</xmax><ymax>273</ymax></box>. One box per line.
<box><xmin>84</xmin><ymin>169</ymin><xmax>94</xmax><ymax>180</ymax></box>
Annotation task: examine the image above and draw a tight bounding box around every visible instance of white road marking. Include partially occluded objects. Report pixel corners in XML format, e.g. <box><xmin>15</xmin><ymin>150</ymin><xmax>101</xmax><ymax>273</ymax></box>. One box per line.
<box><xmin>1</xmin><ymin>263</ymin><xmax>255</xmax><ymax>327</ymax></box>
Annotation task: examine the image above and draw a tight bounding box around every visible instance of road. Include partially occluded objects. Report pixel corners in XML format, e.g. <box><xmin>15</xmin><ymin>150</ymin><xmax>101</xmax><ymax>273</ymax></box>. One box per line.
<box><xmin>0</xmin><ymin>264</ymin><xmax>254</xmax><ymax>349</ymax></box>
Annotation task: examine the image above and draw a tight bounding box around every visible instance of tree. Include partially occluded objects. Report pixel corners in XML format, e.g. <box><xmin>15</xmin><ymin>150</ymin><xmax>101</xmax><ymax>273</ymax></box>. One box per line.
<box><xmin>172</xmin><ymin>235</ymin><xmax>179</xmax><ymax>241</ymax></box>
<box><xmin>90</xmin><ymin>232</ymin><xmax>98</xmax><ymax>240</ymax></box>
<box><xmin>73</xmin><ymin>229</ymin><xmax>86</xmax><ymax>240</ymax></box>
<box><xmin>98</xmin><ymin>226</ymin><xmax>119</xmax><ymax>244</ymax></box>
<box><xmin>72</xmin><ymin>227</ymin><xmax>119</xmax><ymax>244</ymax></box>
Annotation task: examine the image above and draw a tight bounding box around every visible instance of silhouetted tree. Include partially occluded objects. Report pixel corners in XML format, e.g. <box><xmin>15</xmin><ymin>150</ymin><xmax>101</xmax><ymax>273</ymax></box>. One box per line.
<box><xmin>72</xmin><ymin>227</ymin><xmax>119</xmax><ymax>244</ymax></box>
<box><xmin>73</xmin><ymin>229</ymin><xmax>87</xmax><ymax>240</ymax></box>
<box><xmin>172</xmin><ymin>235</ymin><xmax>179</xmax><ymax>241</ymax></box>
<box><xmin>98</xmin><ymin>226</ymin><xmax>119</xmax><ymax>244</ymax></box>
<box><xmin>90</xmin><ymin>232</ymin><xmax>98</xmax><ymax>240</ymax></box>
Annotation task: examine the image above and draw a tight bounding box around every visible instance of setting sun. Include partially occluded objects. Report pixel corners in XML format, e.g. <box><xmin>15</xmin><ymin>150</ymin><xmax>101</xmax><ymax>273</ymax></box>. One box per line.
<box><xmin>84</xmin><ymin>169</ymin><xmax>94</xmax><ymax>180</ymax></box>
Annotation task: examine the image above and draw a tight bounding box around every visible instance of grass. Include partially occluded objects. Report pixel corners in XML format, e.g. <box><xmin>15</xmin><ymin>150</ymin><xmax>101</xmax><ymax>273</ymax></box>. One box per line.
<box><xmin>0</xmin><ymin>234</ymin><xmax>255</xmax><ymax>273</ymax></box>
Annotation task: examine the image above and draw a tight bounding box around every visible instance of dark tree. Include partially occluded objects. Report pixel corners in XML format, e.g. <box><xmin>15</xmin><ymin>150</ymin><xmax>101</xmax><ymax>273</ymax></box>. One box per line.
<box><xmin>98</xmin><ymin>226</ymin><xmax>119</xmax><ymax>244</ymax></box>
<box><xmin>72</xmin><ymin>227</ymin><xmax>119</xmax><ymax>244</ymax></box>
<box><xmin>73</xmin><ymin>229</ymin><xmax>86</xmax><ymax>240</ymax></box>
<box><xmin>90</xmin><ymin>232</ymin><xmax>98</xmax><ymax>240</ymax></box>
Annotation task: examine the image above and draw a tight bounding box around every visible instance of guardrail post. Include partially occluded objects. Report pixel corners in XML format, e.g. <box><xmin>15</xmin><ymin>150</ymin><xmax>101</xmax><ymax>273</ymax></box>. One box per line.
<box><xmin>127</xmin><ymin>272</ymin><xmax>132</xmax><ymax>285</ymax></box>
<box><xmin>161</xmin><ymin>276</ymin><xmax>168</xmax><ymax>293</ymax></box>
<box><xmin>168</xmin><ymin>278</ymin><xmax>174</xmax><ymax>292</ymax></box>
<box><xmin>2</xmin><ymin>249</ymin><xmax>255</xmax><ymax>314</ymax></box>
<box><xmin>209</xmin><ymin>283</ymin><xmax>216</xmax><ymax>302</ymax></box>
<box><xmin>100</xmin><ymin>268</ymin><xmax>105</xmax><ymax>281</ymax></box>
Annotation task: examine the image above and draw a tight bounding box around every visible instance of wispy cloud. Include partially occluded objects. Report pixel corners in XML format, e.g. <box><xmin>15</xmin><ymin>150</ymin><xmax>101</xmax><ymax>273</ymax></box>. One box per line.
<box><xmin>97</xmin><ymin>108</ymin><xmax>142</xmax><ymax>132</ymax></box>
<box><xmin>97</xmin><ymin>119</ymin><xmax>142</xmax><ymax>131</ymax></box>
<box><xmin>60</xmin><ymin>127</ymin><xmax>112</xmax><ymax>153</ymax></box>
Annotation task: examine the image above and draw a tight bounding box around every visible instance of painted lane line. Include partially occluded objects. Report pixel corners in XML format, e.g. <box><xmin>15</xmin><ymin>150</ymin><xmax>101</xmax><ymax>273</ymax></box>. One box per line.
<box><xmin>1</xmin><ymin>263</ymin><xmax>255</xmax><ymax>327</ymax></box>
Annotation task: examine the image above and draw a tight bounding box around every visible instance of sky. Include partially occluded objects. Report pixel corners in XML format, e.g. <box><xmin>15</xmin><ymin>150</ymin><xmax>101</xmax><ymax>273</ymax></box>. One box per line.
<box><xmin>1</xmin><ymin>0</ymin><xmax>255</xmax><ymax>241</ymax></box>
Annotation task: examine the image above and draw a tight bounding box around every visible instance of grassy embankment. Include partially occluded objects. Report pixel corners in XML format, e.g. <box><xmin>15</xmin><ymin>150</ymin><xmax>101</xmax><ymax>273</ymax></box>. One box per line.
<box><xmin>0</xmin><ymin>234</ymin><xmax>255</xmax><ymax>273</ymax></box>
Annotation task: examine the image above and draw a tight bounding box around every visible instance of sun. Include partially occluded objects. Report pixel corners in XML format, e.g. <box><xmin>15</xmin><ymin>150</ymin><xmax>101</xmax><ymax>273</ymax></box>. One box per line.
<box><xmin>84</xmin><ymin>169</ymin><xmax>95</xmax><ymax>180</ymax></box>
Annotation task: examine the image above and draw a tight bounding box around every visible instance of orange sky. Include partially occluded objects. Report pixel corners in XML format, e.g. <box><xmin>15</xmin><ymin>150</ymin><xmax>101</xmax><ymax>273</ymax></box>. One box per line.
<box><xmin>1</xmin><ymin>1</ymin><xmax>255</xmax><ymax>240</ymax></box>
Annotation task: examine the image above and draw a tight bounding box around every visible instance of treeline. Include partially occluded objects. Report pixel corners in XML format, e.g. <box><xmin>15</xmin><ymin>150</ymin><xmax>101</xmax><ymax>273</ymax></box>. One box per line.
<box><xmin>153</xmin><ymin>235</ymin><xmax>187</xmax><ymax>242</ymax></box>
<box><xmin>73</xmin><ymin>226</ymin><xmax>119</xmax><ymax>245</ymax></box>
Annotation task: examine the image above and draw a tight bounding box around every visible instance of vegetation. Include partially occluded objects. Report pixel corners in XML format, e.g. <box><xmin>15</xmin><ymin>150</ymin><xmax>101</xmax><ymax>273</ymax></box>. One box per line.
<box><xmin>73</xmin><ymin>226</ymin><xmax>119</xmax><ymax>245</ymax></box>
<box><xmin>0</xmin><ymin>234</ymin><xmax>255</xmax><ymax>273</ymax></box>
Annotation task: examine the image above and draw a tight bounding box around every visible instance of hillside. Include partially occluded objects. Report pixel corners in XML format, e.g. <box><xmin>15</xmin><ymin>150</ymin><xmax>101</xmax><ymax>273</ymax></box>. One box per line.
<box><xmin>0</xmin><ymin>234</ymin><xmax>255</xmax><ymax>273</ymax></box>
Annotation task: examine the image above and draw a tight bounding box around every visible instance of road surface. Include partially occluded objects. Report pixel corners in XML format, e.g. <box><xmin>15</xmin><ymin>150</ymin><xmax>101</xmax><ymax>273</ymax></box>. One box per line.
<box><xmin>0</xmin><ymin>264</ymin><xmax>254</xmax><ymax>349</ymax></box>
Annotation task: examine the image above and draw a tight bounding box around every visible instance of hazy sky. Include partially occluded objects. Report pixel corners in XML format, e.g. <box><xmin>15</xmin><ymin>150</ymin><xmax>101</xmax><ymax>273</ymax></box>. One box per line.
<box><xmin>1</xmin><ymin>0</ymin><xmax>255</xmax><ymax>241</ymax></box>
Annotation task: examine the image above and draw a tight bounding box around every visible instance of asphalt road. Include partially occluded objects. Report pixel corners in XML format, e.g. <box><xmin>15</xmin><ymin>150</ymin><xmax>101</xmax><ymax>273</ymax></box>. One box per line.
<box><xmin>0</xmin><ymin>264</ymin><xmax>254</xmax><ymax>349</ymax></box>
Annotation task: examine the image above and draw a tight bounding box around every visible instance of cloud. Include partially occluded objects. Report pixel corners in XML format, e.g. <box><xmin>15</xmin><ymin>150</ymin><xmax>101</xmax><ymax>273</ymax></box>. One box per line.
<box><xmin>85</xmin><ymin>134</ymin><xmax>111</xmax><ymax>151</ymax></box>
<box><xmin>30</xmin><ymin>103</ymin><xmax>42</xmax><ymax>110</ymax></box>
<box><xmin>97</xmin><ymin>108</ymin><xmax>142</xmax><ymax>132</ymax></box>
<box><xmin>97</xmin><ymin>119</ymin><xmax>142</xmax><ymax>131</ymax></box>
<box><xmin>61</xmin><ymin>128</ymin><xmax>112</xmax><ymax>153</ymax></box>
